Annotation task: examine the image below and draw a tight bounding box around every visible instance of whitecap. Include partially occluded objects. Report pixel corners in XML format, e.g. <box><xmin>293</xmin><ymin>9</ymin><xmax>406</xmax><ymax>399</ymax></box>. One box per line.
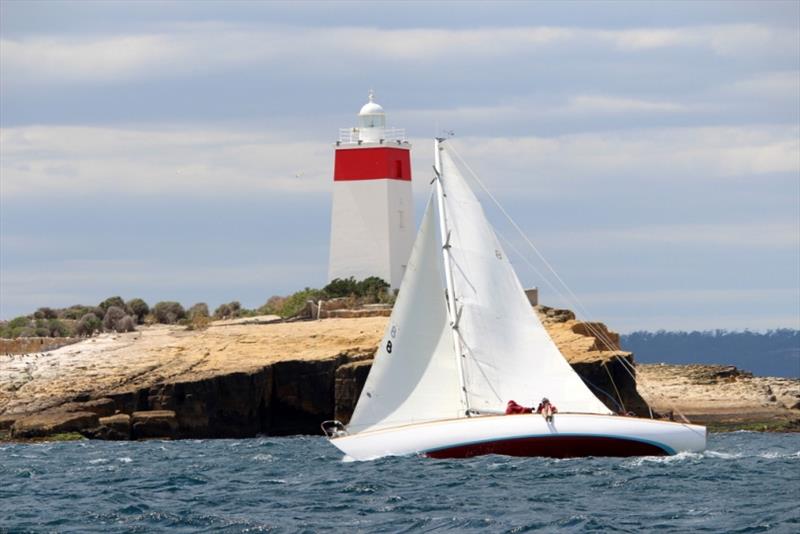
<box><xmin>704</xmin><ymin>451</ymin><xmax>742</xmax><ymax>459</ymax></box>
<box><xmin>117</xmin><ymin>457</ymin><xmax>132</xmax><ymax>463</ymax></box>
<box><xmin>624</xmin><ymin>451</ymin><xmax>702</xmax><ymax>467</ymax></box>
<box><xmin>89</xmin><ymin>458</ymin><xmax>109</xmax><ymax>464</ymax></box>
<box><xmin>252</xmin><ymin>454</ymin><xmax>273</xmax><ymax>462</ymax></box>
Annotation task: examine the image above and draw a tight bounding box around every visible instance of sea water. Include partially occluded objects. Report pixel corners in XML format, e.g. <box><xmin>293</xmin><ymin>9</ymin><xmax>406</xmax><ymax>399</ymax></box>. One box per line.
<box><xmin>1</xmin><ymin>433</ymin><xmax>798</xmax><ymax>533</ymax></box>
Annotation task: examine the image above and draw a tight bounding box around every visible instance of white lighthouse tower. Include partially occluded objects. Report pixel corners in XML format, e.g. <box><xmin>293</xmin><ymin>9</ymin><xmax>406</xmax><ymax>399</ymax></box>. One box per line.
<box><xmin>328</xmin><ymin>92</ymin><xmax>415</xmax><ymax>289</ymax></box>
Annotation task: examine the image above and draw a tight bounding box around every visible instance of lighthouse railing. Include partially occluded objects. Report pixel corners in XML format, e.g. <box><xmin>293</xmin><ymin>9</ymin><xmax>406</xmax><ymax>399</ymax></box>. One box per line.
<box><xmin>338</xmin><ymin>127</ymin><xmax>406</xmax><ymax>144</ymax></box>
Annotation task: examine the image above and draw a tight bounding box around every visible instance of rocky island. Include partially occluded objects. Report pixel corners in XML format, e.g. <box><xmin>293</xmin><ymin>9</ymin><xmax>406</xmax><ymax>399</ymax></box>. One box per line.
<box><xmin>1</xmin><ymin>307</ymin><xmax>798</xmax><ymax>441</ymax></box>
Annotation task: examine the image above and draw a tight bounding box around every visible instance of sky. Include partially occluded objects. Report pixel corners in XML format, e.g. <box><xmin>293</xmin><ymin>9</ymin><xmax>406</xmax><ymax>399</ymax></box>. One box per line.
<box><xmin>1</xmin><ymin>0</ymin><xmax>798</xmax><ymax>332</ymax></box>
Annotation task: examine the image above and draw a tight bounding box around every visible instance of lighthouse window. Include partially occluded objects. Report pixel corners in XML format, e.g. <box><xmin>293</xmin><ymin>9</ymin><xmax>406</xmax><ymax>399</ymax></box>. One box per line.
<box><xmin>359</xmin><ymin>114</ymin><xmax>386</xmax><ymax>129</ymax></box>
<box><xmin>394</xmin><ymin>160</ymin><xmax>403</xmax><ymax>178</ymax></box>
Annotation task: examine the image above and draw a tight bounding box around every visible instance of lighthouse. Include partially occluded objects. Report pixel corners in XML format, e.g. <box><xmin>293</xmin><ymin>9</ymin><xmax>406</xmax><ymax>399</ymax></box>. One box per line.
<box><xmin>328</xmin><ymin>92</ymin><xmax>414</xmax><ymax>289</ymax></box>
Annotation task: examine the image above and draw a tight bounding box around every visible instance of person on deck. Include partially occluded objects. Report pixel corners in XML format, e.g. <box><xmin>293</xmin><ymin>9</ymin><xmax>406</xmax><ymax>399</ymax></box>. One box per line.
<box><xmin>505</xmin><ymin>400</ymin><xmax>533</xmax><ymax>415</ymax></box>
<box><xmin>536</xmin><ymin>397</ymin><xmax>558</xmax><ymax>422</ymax></box>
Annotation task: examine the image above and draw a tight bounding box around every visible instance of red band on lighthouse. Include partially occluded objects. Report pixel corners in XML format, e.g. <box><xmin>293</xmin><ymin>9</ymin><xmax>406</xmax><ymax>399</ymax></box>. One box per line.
<box><xmin>334</xmin><ymin>147</ymin><xmax>411</xmax><ymax>181</ymax></box>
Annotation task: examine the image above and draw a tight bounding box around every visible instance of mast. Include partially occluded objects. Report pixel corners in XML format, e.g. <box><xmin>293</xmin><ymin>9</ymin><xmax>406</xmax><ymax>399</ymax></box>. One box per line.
<box><xmin>433</xmin><ymin>138</ymin><xmax>471</xmax><ymax>416</ymax></box>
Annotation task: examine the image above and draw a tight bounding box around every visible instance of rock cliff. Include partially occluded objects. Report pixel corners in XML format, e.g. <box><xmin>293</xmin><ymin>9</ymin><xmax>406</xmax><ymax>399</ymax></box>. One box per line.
<box><xmin>1</xmin><ymin>309</ymin><xmax>796</xmax><ymax>441</ymax></box>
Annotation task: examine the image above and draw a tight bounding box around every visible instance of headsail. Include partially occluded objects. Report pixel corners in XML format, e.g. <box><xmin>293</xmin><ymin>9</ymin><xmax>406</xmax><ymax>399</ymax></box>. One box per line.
<box><xmin>346</xmin><ymin>195</ymin><xmax>463</xmax><ymax>433</ymax></box>
<box><xmin>437</xmin><ymin>144</ymin><xmax>612</xmax><ymax>415</ymax></box>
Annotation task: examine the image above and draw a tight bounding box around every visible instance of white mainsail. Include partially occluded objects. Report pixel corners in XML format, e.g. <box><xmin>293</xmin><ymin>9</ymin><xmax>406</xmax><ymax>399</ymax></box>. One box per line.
<box><xmin>437</xmin><ymin>145</ymin><xmax>612</xmax><ymax>415</ymax></box>
<box><xmin>346</xmin><ymin>196</ymin><xmax>463</xmax><ymax>433</ymax></box>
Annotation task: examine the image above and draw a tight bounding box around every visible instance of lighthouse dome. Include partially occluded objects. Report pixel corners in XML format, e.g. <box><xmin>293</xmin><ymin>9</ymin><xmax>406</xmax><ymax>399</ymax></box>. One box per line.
<box><xmin>359</xmin><ymin>90</ymin><xmax>384</xmax><ymax>116</ymax></box>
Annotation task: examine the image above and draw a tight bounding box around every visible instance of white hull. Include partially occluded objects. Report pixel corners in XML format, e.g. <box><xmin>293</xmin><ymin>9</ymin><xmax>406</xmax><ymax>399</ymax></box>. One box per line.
<box><xmin>331</xmin><ymin>414</ymin><xmax>706</xmax><ymax>461</ymax></box>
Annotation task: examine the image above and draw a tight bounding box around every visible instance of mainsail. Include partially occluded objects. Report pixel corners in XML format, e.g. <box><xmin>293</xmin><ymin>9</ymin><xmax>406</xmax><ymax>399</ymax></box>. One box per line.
<box><xmin>347</xmin><ymin>196</ymin><xmax>463</xmax><ymax>433</ymax></box>
<box><xmin>437</xmin><ymin>145</ymin><xmax>612</xmax><ymax>415</ymax></box>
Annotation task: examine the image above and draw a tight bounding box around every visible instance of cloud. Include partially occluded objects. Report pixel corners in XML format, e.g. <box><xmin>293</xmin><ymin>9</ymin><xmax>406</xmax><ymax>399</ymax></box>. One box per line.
<box><xmin>727</xmin><ymin>70</ymin><xmax>800</xmax><ymax>98</ymax></box>
<box><xmin>599</xmin><ymin>24</ymin><xmax>797</xmax><ymax>56</ymax></box>
<box><xmin>0</xmin><ymin>125</ymin><xmax>334</xmax><ymax>197</ymax></box>
<box><xmin>561</xmin><ymin>95</ymin><xmax>689</xmax><ymax>114</ymax></box>
<box><xmin>530</xmin><ymin>222</ymin><xmax>800</xmax><ymax>250</ymax></box>
<box><xmin>2</xmin><ymin>23</ymin><xmax>795</xmax><ymax>87</ymax></box>
<box><xmin>450</xmin><ymin>125</ymin><xmax>800</xmax><ymax>194</ymax></box>
<box><xmin>2</xmin><ymin>122</ymin><xmax>797</xmax><ymax>199</ymax></box>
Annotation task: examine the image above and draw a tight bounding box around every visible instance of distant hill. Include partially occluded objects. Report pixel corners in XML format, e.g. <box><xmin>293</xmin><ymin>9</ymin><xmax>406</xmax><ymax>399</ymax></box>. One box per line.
<box><xmin>621</xmin><ymin>330</ymin><xmax>800</xmax><ymax>378</ymax></box>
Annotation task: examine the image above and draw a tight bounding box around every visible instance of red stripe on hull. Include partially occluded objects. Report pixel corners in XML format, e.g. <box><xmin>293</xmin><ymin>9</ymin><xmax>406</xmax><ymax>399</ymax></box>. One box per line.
<box><xmin>334</xmin><ymin>147</ymin><xmax>411</xmax><ymax>181</ymax></box>
<box><xmin>425</xmin><ymin>436</ymin><xmax>669</xmax><ymax>459</ymax></box>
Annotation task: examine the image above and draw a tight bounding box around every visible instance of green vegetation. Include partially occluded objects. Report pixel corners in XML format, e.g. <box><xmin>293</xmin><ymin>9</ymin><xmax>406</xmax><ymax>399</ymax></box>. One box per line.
<box><xmin>259</xmin><ymin>276</ymin><xmax>394</xmax><ymax>318</ymax></box>
<box><xmin>277</xmin><ymin>288</ymin><xmax>327</xmax><ymax>318</ymax></box>
<box><xmin>706</xmin><ymin>419</ymin><xmax>800</xmax><ymax>433</ymax></box>
<box><xmin>184</xmin><ymin>303</ymin><xmax>209</xmax><ymax>330</ymax></box>
<box><xmin>98</xmin><ymin>296</ymin><xmax>126</xmax><ymax>314</ymax></box>
<box><xmin>151</xmin><ymin>301</ymin><xmax>186</xmax><ymax>324</ymax></box>
<box><xmin>187</xmin><ymin>302</ymin><xmax>210</xmax><ymax>320</ymax></box>
<box><xmin>126</xmin><ymin>298</ymin><xmax>150</xmax><ymax>324</ymax></box>
<box><xmin>214</xmin><ymin>301</ymin><xmax>242</xmax><ymax>320</ymax></box>
<box><xmin>1</xmin><ymin>278</ymin><xmax>396</xmax><ymax>337</ymax></box>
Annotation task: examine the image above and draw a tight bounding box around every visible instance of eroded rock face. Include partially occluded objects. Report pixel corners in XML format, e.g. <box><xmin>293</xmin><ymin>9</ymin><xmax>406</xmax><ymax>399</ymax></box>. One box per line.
<box><xmin>131</xmin><ymin>410</ymin><xmax>178</xmax><ymax>440</ymax></box>
<box><xmin>270</xmin><ymin>356</ymin><xmax>348</xmax><ymax>435</ymax></box>
<box><xmin>61</xmin><ymin>398</ymin><xmax>117</xmax><ymax>418</ymax></box>
<box><xmin>12</xmin><ymin>410</ymin><xmax>99</xmax><ymax>439</ymax></box>
<box><xmin>142</xmin><ymin>368</ymin><xmax>274</xmax><ymax>438</ymax></box>
<box><xmin>95</xmin><ymin>414</ymin><xmax>131</xmax><ymax>440</ymax></box>
<box><xmin>0</xmin><ymin>337</ymin><xmax>80</xmax><ymax>355</ymax></box>
<box><xmin>334</xmin><ymin>359</ymin><xmax>373</xmax><ymax>424</ymax></box>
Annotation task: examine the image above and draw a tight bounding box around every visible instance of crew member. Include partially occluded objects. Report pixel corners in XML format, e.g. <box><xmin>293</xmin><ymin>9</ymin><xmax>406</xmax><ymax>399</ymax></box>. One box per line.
<box><xmin>505</xmin><ymin>400</ymin><xmax>532</xmax><ymax>415</ymax></box>
<box><xmin>536</xmin><ymin>397</ymin><xmax>558</xmax><ymax>422</ymax></box>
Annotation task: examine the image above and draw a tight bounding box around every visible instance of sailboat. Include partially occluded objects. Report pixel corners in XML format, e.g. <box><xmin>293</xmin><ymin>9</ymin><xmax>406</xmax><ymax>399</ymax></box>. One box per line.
<box><xmin>324</xmin><ymin>139</ymin><xmax>706</xmax><ymax>461</ymax></box>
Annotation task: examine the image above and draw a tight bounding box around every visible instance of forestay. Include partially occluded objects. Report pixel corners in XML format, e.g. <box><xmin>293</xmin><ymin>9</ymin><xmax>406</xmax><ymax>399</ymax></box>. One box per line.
<box><xmin>438</xmin><ymin>146</ymin><xmax>612</xmax><ymax>415</ymax></box>
<box><xmin>346</xmin><ymin>196</ymin><xmax>464</xmax><ymax>433</ymax></box>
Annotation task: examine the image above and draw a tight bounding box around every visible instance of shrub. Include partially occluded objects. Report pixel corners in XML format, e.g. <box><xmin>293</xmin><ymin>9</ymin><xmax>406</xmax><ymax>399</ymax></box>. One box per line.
<box><xmin>258</xmin><ymin>296</ymin><xmax>286</xmax><ymax>315</ymax></box>
<box><xmin>151</xmin><ymin>301</ymin><xmax>186</xmax><ymax>324</ymax></box>
<box><xmin>103</xmin><ymin>306</ymin><xmax>127</xmax><ymax>331</ymax></box>
<box><xmin>357</xmin><ymin>276</ymin><xmax>390</xmax><ymax>301</ymax></box>
<box><xmin>76</xmin><ymin>313</ymin><xmax>102</xmax><ymax>336</ymax></box>
<box><xmin>17</xmin><ymin>326</ymin><xmax>36</xmax><ymax>337</ymax></box>
<box><xmin>324</xmin><ymin>277</ymin><xmax>359</xmax><ymax>298</ymax></box>
<box><xmin>99</xmin><ymin>296</ymin><xmax>126</xmax><ymax>314</ymax></box>
<box><xmin>213</xmin><ymin>303</ymin><xmax>231</xmax><ymax>319</ymax></box>
<box><xmin>214</xmin><ymin>301</ymin><xmax>242</xmax><ymax>319</ymax></box>
<box><xmin>60</xmin><ymin>305</ymin><xmax>92</xmax><ymax>320</ymax></box>
<box><xmin>279</xmin><ymin>288</ymin><xmax>325</xmax><ymax>318</ymax></box>
<box><xmin>126</xmin><ymin>298</ymin><xmax>150</xmax><ymax>324</ymax></box>
<box><xmin>116</xmin><ymin>315</ymin><xmax>136</xmax><ymax>333</ymax></box>
<box><xmin>186</xmin><ymin>302</ymin><xmax>211</xmax><ymax>330</ymax></box>
<box><xmin>34</xmin><ymin>326</ymin><xmax>50</xmax><ymax>337</ymax></box>
<box><xmin>187</xmin><ymin>302</ymin><xmax>209</xmax><ymax>320</ymax></box>
<box><xmin>34</xmin><ymin>307</ymin><xmax>58</xmax><ymax>320</ymax></box>
<box><xmin>1</xmin><ymin>317</ymin><xmax>34</xmax><ymax>338</ymax></box>
<box><xmin>8</xmin><ymin>316</ymin><xmax>29</xmax><ymax>329</ymax></box>
<box><xmin>47</xmin><ymin>318</ymin><xmax>72</xmax><ymax>337</ymax></box>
